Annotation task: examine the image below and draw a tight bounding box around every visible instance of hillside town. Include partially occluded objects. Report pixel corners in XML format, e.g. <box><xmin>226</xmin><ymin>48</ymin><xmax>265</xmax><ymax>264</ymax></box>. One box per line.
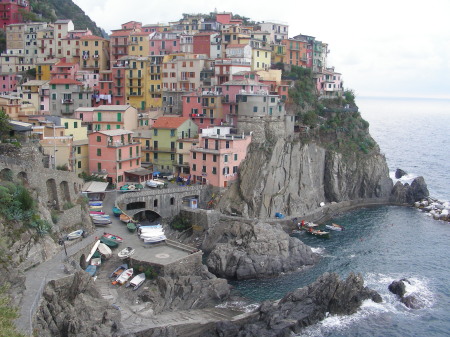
<box><xmin>0</xmin><ymin>2</ymin><xmax>344</xmax><ymax>189</ymax></box>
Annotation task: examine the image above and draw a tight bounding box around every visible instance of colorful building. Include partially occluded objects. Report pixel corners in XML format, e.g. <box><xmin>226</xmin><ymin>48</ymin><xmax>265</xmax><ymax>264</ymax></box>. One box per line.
<box><xmin>181</xmin><ymin>91</ymin><xmax>224</xmax><ymax>130</ymax></box>
<box><xmin>79</xmin><ymin>35</ymin><xmax>110</xmax><ymax>73</ymax></box>
<box><xmin>190</xmin><ymin>126</ymin><xmax>251</xmax><ymax>187</ymax></box>
<box><xmin>0</xmin><ymin>0</ymin><xmax>30</xmax><ymax>29</ymax></box>
<box><xmin>88</xmin><ymin>129</ymin><xmax>143</xmax><ymax>187</ymax></box>
<box><xmin>150</xmin><ymin>116</ymin><xmax>198</xmax><ymax>173</ymax></box>
<box><xmin>75</xmin><ymin>105</ymin><xmax>138</xmax><ymax>132</ymax></box>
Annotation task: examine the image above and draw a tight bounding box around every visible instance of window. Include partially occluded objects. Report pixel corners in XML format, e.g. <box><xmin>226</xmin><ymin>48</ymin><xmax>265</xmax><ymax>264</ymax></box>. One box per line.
<box><xmin>234</xmin><ymin>154</ymin><xmax>238</xmax><ymax>161</ymax></box>
<box><xmin>213</xmin><ymin>155</ymin><xmax>217</xmax><ymax>162</ymax></box>
<box><xmin>202</xmin><ymin>165</ymin><xmax>206</xmax><ymax>173</ymax></box>
<box><xmin>192</xmin><ymin>164</ymin><xmax>197</xmax><ymax>171</ymax></box>
<box><xmin>153</xmin><ymin>129</ymin><xmax>158</xmax><ymax>136</ymax></box>
<box><xmin>97</xmin><ymin>149</ymin><xmax>101</xmax><ymax>156</ymax></box>
<box><xmin>96</xmin><ymin>136</ymin><xmax>101</xmax><ymax>142</ymax></box>
<box><xmin>77</xmin><ymin>147</ymin><xmax>81</xmax><ymax>154</ymax></box>
<box><xmin>253</xmin><ymin>106</ymin><xmax>258</xmax><ymax>112</ymax></box>
<box><xmin>170</xmin><ymin>197</ymin><xmax>175</xmax><ymax>205</ymax></box>
<box><xmin>226</xmin><ymin>141</ymin><xmax>230</xmax><ymax>149</ymax></box>
<box><xmin>233</xmin><ymin>166</ymin><xmax>238</xmax><ymax>173</ymax></box>
<box><xmin>52</xmin><ymin>93</ymin><xmax>56</xmax><ymax>100</ymax></box>
<box><xmin>202</xmin><ymin>153</ymin><xmax>207</xmax><ymax>160</ymax></box>
<box><xmin>170</xmin><ymin>129</ymin><xmax>175</xmax><ymax>137</ymax></box>
<box><xmin>154</xmin><ymin>153</ymin><xmax>158</xmax><ymax>160</ymax></box>
<box><xmin>154</xmin><ymin>199</ymin><xmax>158</xmax><ymax>207</ymax></box>
<box><xmin>118</xmin><ymin>162</ymin><xmax>122</xmax><ymax>170</ymax></box>
<box><xmin>193</xmin><ymin>152</ymin><xmax>196</xmax><ymax>159</ymax></box>
<box><xmin>224</xmin><ymin>154</ymin><xmax>228</xmax><ymax>163</ymax></box>
<box><xmin>64</xmin><ymin>122</ymin><xmax>68</xmax><ymax>129</ymax></box>
<box><xmin>179</xmin><ymin>142</ymin><xmax>183</xmax><ymax>149</ymax></box>
<box><xmin>212</xmin><ymin>167</ymin><xmax>217</xmax><ymax>174</ymax></box>
<box><xmin>77</xmin><ymin>161</ymin><xmax>81</xmax><ymax>168</ymax></box>
<box><xmin>97</xmin><ymin>163</ymin><xmax>102</xmax><ymax>171</ymax></box>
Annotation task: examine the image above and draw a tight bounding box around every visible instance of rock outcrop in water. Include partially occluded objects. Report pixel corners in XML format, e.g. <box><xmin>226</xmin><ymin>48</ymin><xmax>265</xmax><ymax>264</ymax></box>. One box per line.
<box><xmin>202</xmin><ymin>272</ymin><xmax>382</xmax><ymax>337</ymax></box>
<box><xmin>388</xmin><ymin>278</ymin><xmax>424</xmax><ymax>309</ymax></box>
<box><xmin>218</xmin><ymin>139</ymin><xmax>393</xmax><ymax>219</ymax></box>
<box><xmin>205</xmin><ymin>221</ymin><xmax>318</xmax><ymax>279</ymax></box>
<box><xmin>35</xmin><ymin>271</ymin><xmax>121</xmax><ymax>337</ymax></box>
<box><xmin>390</xmin><ymin>176</ymin><xmax>430</xmax><ymax>204</ymax></box>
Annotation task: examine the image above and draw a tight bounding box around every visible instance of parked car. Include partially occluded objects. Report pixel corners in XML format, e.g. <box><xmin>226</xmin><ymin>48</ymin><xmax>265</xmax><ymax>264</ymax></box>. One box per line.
<box><xmin>146</xmin><ymin>179</ymin><xmax>167</xmax><ymax>188</ymax></box>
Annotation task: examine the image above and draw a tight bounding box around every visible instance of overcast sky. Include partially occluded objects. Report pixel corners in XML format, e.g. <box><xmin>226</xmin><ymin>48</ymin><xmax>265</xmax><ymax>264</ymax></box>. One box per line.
<box><xmin>73</xmin><ymin>0</ymin><xmax>450</xmax><ymax>99</ymax></box>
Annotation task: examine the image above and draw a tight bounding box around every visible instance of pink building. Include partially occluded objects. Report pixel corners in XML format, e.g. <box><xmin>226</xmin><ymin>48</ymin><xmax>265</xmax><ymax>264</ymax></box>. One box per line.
<box><xmin>219</xmin><ymin>77</ymin><xmax>269</xmax><ymax>125</ymax></box>
<box><xmin>315</xmin><ymin>67</ymin><xmax>343</xmax><ymax>98</ymax></box>
<box><xmin>149</xmin><ymin>32</ymin><xmax>180</xmax><ymax>55</ymax></box>
<box><xmin>50</xmin><ymin>58</ymin><xmax>79</xmax><ymax>80</ymax></box>
<box><xmin>88</xmin><ymin>129</ymin><xmax>148</xmax><ymax>187</ymax></box>
<box><xmin>0</xmin><ymin>73</ymin><xmax>19</xmax><ymax>94</ymax></box>
<box><xmin>190</xmin><ymin>126</ymin><xmax>251</xmax><ymax>187</ymax></box>
<box><xmin>181</xmin><ymin>91</ymin><xmax>224</xmax><ymax>130</ymax></box>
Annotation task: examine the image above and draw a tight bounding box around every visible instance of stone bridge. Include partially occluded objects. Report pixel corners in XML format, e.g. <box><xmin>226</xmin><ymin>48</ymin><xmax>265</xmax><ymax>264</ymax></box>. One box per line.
<box><xmin>115</xmin><ymin>185</ymin><xmax>207</xmax><ymax>220</ymax></box>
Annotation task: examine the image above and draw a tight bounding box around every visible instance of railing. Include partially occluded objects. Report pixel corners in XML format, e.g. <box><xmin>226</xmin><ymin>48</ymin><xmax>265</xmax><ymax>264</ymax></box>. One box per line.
<box><xmin>149</xmin><ymin>147</ymin><xmax>176</xmax><ymax>153</ymax></box>
<box><xmin>62</xmin><ymin>99</ymin><xmax>73</xmax><ymax>104</ymax></box>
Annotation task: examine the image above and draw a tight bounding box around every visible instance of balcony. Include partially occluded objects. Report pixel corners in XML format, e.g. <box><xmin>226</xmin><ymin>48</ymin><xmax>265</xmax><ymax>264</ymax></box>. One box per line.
<box><xmin>117</xmin><ymin>155</ymin><xmax>141</xmax><ymax>162</ymax></box>
<box><xmin>129</xmin><ymin>92</ymin><xmax>143</xmax><ymax>96</ymax></box>
<box><xmin>148</xmin><ymin>147</ymin><xmax>176</xmax><ymax>153</ymax></box>
<box><xmin>107</xmin><ymin>140</ymin><xmax>140</xmax><ymax>148</ymax></box>
<box><xmin>62</xmin><ymin>99</ymin><xmax>74</xmax><ymax>104</ymax></box>
<box><xmin>60</xmin><ymin>109</ymin><xmax>74</xmax><ymax>115</ymax></box>
<box><xmin>173</xmin><ymin>161</ymin><xmax>190</xmax><ymax>167</ymax></box>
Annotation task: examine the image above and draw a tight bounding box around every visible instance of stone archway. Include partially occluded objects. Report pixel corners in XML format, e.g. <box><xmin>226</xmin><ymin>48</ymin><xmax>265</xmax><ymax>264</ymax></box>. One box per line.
<box><xmin>17</xmin><ymin>171</ymin><xmax>28</xmax><ymax>186</ymax></box>
<box><xmin>60</xmin><ymin>181</ymin><xmax>71</xmax><ymax>204</ymax></box>
<box><xmin>46</xmin><ymin>178</ymin><xmax>59</xmax><ymax>210</ymax></box>
<box><xmin>133</xmin><ymin>210</ymin><xmax>162</xmax><ymax>224</ymax></box>
<box><xmin>0</xmin><ymin>168</ymin><xmax>13</xmax><ymax>182</ymax></box>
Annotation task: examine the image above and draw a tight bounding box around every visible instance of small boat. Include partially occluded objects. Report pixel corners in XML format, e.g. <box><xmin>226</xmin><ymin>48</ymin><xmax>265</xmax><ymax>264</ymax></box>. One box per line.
<box><xmin>89</xmin><ymin>205</ymin><xmax>103</xmax><ymax>210</ymax></box>
<box><xmin>143</xmin><ymin>235</ymin><xmax>166</xmax><ymax>243</ymax></box>
<box><xmin>85</xmin><ymin>265</ymin><xmax>97</xmax><ymax>277</ymax></box>
<box><xmin>134</xmin><ymin>183</ymin><xmax>144</xmax><ymax>190</ymax></box>
<box><xmin>307</xmin><ymin>229</ymin><xmax>330</xmax><ymax>238</ymax></box>
<box><xmin>325</xmin><ymin>223</ymin><xmax>345</xmax><ymax>231</ymax></box>
<box><xmin>90</xmin><ymin>211</ymin><xmax>105</xmax><ymax>215</ymax></box>
<box><xmin>109</xmin><ymin>263</ymin><xmax>128</xmax><ymax>278</ymax></box>
<box><xmin>139</xmin><ymin>224</ymin><xmax>162</xmax><ymax>229</ymax></box>
<box><xmin>86</xmin><ymin>240</ymin><xmax>101</xmax><ymax>263</ymax></box>
<box><xmin>102</xmin><ymin>233</ymin><xmax>124</xmax><ymax>243</ymax></box>
<box><xmin>120</xmin><ymin>214</ymin><xmax>132</xmax><ymax>223</ymax></box>
<box><xmin>93</xmin><ymin>218</ymin><xmax>112</xmax><ymax>226</ymax></box>
<box><xmin>90</xmin><ymin>257</ymin><xmax>102</xmax><ymax>266</ymax></box>
<box><xmin>100</xmin><ymin>236</ymin><xmax>119</xmax><ymax>248</ymax></box>
<box><xmin>118</xmin><ymin>247</ymin><xmax>135</xmax><ymax>259</ymax></box>
<box><xmin>98</xmin><ymin>243</ymin><xmax>112</xmax><ymax>259</ymax></box>
<box><xmin>140</xmin><ymin>231</ymin><xmax>165</xmax><ymax>239</ymax></box>
<box><xmin>127</xmin><ymin>222</ymin><xmax>137</xmax><ymax>233</ymax></box>
<box><xmin>126</xmin><ymin>273</ymin><xmax>146</xmax><ymax>290</ymax></box>
<box><xmin>67</xmin><ymin>229</ymin><xmax>84</xmax><ymax>240</ymax></box>
<box><xmin>113</xmin><ymin>268</ymin><xmax>133</xmax><ymax>285</ymax></box>
<box><xmin>112</xmin><ymin>207</ymin><xmax>122</xmax><ymax>217</ymax></box>
<box><xmin>89</xmin><ymin>201</ymin><xmax>102</xmax><ymax>206</ymax></box>
<box><xmin>305</xmin><ymin>222</ymin><xmax>319</xmax><ymax>228</ymax></box>
<box><xmin>90</xmin><ymin>214</ymin><xmax>110</xmax><ymax>218</ymax></box>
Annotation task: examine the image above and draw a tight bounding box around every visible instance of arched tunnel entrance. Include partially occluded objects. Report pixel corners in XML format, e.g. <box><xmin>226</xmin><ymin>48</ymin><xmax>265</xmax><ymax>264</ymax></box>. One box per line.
<box><xmin>133</xmin><ymin>210</ymin><xmax>162</xmax><ymax>225</ymax></box>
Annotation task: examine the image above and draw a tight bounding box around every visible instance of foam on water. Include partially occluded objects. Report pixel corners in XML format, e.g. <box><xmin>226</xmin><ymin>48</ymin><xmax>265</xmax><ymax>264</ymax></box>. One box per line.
<box><xmin>215</xmin><ymin>301</ymin><xmax>259</xmax><ymax>313</ymax></box>
<box><xmin>390</xmin><ymin>171</ymin><xmax>417</xmax><ymax>185</ymax></box>
<box><xmin>310</xmin><ymin>247</ymin><xmax>326</xmax><ymax>255</ymax></box>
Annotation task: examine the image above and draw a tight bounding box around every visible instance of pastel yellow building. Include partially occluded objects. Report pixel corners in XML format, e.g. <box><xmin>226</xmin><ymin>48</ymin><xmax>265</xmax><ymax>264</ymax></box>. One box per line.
<box><xmin>128</xmin><ymin>32</ymin><xmax>150</xmax><ymax>57</ymax></box>
<box><xmin>80</xmin><ymin>35</ymin><xmax>110</xmax><ymax>73</ymax></box>
<box><xmin>36</xmin><ymin>59</ymin><xmax>58</xmax><ymax>81</ymax></box>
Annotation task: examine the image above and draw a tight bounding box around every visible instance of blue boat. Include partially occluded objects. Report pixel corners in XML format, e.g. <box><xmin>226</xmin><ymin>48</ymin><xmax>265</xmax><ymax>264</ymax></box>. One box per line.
<box><xmin>85</xmin><ymin>265</ymin><xmax>97</xmax><ymax>277</ymax></box>
<box><xmin>89</xmin><ymin>202</ymin><xmax>103</xmax><ymax>206</ymax></box>
<box><xmin>112</xmin><ymin>207</ymin><xmax>122</xmax><ymax>217</ymax></box>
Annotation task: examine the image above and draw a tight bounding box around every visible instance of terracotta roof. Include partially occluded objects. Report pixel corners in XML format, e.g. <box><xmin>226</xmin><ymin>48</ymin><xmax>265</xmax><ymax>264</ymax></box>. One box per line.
<box><xmin>49</xmin><ymin>79</ymin><xmax>82</xmax><ymax>85</ymax></box>
<box><xmin>152</xmin><ymin>116</ymin><xmax>189</xmax><ymax>129</ymax></box>
<box><xmin>110</xmin><ymin>30</ymin><xmax>132</xmax><ymax>37</ymax></box>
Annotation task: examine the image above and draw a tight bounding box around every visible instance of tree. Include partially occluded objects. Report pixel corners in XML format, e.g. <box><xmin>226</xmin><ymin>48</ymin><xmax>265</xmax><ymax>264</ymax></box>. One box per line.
<box><xmin>0</xmin><ymin>110</ymin><xmax>11</xmax><ymax>141</ymax></box>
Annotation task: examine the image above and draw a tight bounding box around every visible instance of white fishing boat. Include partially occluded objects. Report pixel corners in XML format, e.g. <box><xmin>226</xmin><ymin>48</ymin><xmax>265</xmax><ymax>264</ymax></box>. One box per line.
<box><xmin>93</xmin><ymin>218</ymin><xmax>112</xmax><ymax>226</ymax></box>
<box><xmin>67</xmin><ymin>229</ymin><xmax>84</xmax><ymax>240</ymax></box>
<box><xmin>113</xmin><ymin>268</ymin><xmax>133</xmax><ymax>285</ymax></box>
<box><xmin>118</xmin><ymin>247</ymin><xmax>135</xmax><ymax>259</ymax></box>
<box><xmin>325</xmin><ymin>223</ymin><xmax>345</xmax><ymax>231</ymax></box>
<box><xmin>86</xmin><ymin>240</ymin><xmax>101</xmax><ymax>263</ymax></box>
<box><xmin>143</xmin><ymin>235</ymin><xmax>166</xmax><ymax>243</ymax></box>
<box><xmin>98</xmin><ymin>243</ymin><xmax>112</xmax><ymax>259</ymax></box>
<box><xmin>126</xmin><ymin>273</ymin><xmax>146</xmax><ymax>290</ymax></box>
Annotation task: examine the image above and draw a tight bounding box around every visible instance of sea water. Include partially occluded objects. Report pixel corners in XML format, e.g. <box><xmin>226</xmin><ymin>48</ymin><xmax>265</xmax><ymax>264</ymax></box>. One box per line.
<box><xmin>230</xmin><ymin>97</ymin><xmax>450</xmax><ymax>336</ymax></box>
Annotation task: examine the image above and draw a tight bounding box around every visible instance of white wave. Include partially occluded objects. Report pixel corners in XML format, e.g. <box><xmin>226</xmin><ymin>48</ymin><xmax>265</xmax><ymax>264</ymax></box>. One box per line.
<box><xmin>310</xmin><ymin>247</ymin><xmax>326</xmax><ymax>255</ymax></box>
<box><xmin>390</xmin><ymin>171</ymin><xmax>418</xmax><ymax>185</ymax></box>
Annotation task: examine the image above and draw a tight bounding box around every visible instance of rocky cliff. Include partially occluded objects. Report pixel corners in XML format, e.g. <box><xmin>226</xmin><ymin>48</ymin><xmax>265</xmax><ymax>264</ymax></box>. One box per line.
<box><xmin>35</xmin><ymin>271</ymin><xmax>122</xmax><ymax>337</ymax></box>
<box><xmin>218</xmin><ymin>137</ymin><xmax>393</xmax><ymax>219</ymax></box>
<box><xmin>205</xmin><ymin>221</ymin><xmax>318</xmax><ymax>279</ymax></box>
<box><xmin>202</xmin><ymin>272</ymin><xmax>382</xmax><ymax>337</ymax></box>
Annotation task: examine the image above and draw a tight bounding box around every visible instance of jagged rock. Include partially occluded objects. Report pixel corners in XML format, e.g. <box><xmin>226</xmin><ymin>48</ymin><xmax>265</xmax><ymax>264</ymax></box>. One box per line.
<box><xmin>34</xmin><ymin>271</ymin><xmax>122</xmax><ymax>337</ymax></box>
<box><xmin>401</xmin><ymin>295</ymin><xmax>423</xmax><ymax>309</ymax></box>
<box><xmin>203</xmin><ymin>273</ymin><xmax>381</xmax><ymax>336</ymax></box>
<box><xmin>206</xmin><ymin>222</ymin><xmax>318</xmax><ymax>280</ymax></box>
<box><xmin>395</xmin><ymin>168</ymin><xmax>408</xmax><ymax>179</ymax></box>
<box><xmin>390</xmin><ymin>177</ymin><xmax>429</xmax><ymax>204</ymax></box>
<box><xmin>138</xmin><ymin>266</ymin><xmax>230</xmax><ymax>314</ymax></box>
<box><xmin>388</xmin><ymin>280</ymin><xmax>407</xmax><ymax>297</ymax></box>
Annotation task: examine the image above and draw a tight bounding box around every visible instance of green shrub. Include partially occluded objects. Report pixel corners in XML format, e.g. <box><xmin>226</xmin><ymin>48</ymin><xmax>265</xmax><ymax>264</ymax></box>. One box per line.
<box><xmin>169</xmin><ymin>214</ymin><xmax>191</xmax><ymax>231</ymax></box>
<box><xmin>62</xmin><ymin>202</ymin><xmax>75</xmax><ymax>210</ymax></box>
<box><xmin>0</xmin><ymin>284</ymin><xmax>25</xmax><ymax>337</ymax></box>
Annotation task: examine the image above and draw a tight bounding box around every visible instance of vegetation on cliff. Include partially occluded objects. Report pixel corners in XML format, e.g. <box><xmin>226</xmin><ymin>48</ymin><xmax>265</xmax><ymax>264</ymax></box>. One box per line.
<box><xmin>24</xmin><ymin>0</ymin><xmax>104</xmax><ymax>36</ymax></box>
<box><xmin>284</xmin><ymin>65</ymin><xmax>376</xmax><ymax>155</ymax></box>
<box><xmin>0</xmin><ymin>285</ymin><xmax>23</xmax><ymax>337</ymax></box>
